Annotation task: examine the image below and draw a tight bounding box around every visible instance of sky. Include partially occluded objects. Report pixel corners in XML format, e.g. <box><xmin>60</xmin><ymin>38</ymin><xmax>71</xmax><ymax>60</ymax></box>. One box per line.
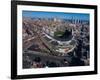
<box><xmin>22</xmin><ymin>10</ymin><xmax>89</xmax><ymax>20</ymax></box>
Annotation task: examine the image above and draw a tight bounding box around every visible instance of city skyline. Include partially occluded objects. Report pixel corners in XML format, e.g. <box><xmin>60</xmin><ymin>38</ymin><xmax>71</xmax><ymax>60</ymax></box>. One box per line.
<box><xmin>22</xmin><ymin>11</ymin><xmax>90</xmax><ymax>21</ymax></box>
<box><xmin>22</xmin><ymin>10</ymin><xmax>90</xmax><ymax>69</ymax></box>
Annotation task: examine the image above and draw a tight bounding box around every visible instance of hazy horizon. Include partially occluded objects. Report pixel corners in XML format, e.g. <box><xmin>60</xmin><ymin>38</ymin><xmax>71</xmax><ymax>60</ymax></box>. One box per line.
<box><xmin>22</xmin><ymin>11</ymin><xmax>90</xmax><ymax>21</ymax></box>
